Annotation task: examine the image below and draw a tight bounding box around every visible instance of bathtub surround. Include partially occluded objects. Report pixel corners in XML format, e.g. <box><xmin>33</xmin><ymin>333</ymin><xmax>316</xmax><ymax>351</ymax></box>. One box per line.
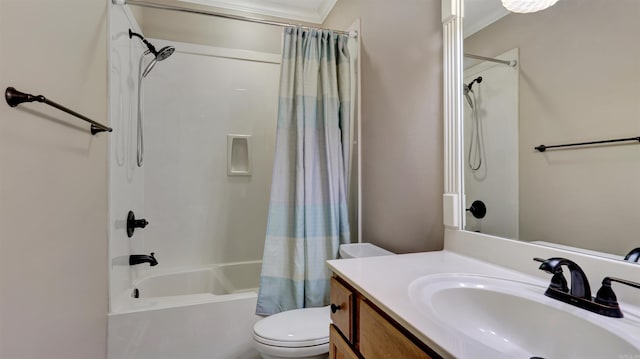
<box><xmin>109</xmin><ymin>3</ymin><xmax>148</xmax><ymax>313</ymax></box>
<box><xmin>257</xmin><ymin>27</ymin><xmax>355</xmax><ymax>315</ymax></box>
<box><xmin>108</xmin><ymin>3</ymin><xmax>281</xmax><ymax>358</ymax></box>
<box><xmin>109</xmin><ymin>7</ymin><xmax>281</xmax><ymax>299</ymax></box>
<box><xmin>141</xmin><ymin>40</ymin><xmax>280</xmax><ymax>268</ymax></box>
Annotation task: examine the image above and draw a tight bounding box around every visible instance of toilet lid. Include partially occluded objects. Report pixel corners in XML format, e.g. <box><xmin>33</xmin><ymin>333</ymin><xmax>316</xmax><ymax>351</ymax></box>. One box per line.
<box><xmin>253</xmin><ymin>306</ymin><xmax>331</xmax><ymax>348</ymax></box>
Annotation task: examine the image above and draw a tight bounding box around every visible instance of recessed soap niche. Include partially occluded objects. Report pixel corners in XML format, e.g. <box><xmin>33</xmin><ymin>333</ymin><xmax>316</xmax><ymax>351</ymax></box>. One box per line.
<box><xmin>227</xmin><ymin>134</ymin><xmax>252</xmax><ymax>176</ymax></box>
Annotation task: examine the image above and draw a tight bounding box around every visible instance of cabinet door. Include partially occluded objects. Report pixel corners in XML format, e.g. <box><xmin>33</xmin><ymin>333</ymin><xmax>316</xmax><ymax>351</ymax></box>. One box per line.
<box><xmin>359</xmin><ymin>300</ymin><xmax>433</xmax><ymax>359</ymax></box>
<box><xmin>329</xmin><ymin>324</ymin><xmax>359</xmax><ymax>359</ymax></box>
<box><xmin>330</xmin><ymin>277</ymin><xmax>353</xmax><ymax>341</ymax></box>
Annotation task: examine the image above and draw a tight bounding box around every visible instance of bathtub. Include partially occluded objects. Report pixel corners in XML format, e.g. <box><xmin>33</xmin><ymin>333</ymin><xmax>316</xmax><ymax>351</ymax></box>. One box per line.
<box><xmin>108</xmin><ymin>261</ymin><xmax>263</xmax><ymax>359</ymax></box>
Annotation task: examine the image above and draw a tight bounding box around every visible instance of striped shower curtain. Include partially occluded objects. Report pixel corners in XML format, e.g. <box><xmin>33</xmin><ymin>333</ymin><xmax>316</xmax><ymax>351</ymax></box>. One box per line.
<box><xmin>256</xmin><ymin>26</ymin><xmax>354</xmax><ymax>316</ymax></box>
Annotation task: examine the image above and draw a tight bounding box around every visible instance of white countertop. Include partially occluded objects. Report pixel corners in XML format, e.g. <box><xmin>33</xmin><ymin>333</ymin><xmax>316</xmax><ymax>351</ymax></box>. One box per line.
<box><xmin>327</xmin><ymin>250</ymin><xmax>560</xmax><ymax>358</ymax></box>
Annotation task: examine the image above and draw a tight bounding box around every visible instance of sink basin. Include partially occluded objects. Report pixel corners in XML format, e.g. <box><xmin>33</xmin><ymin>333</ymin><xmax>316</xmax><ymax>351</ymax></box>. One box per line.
<box><xmin>408</xmin><ymin>274</ymin><xmax>640</xmax><ymax>359</ymax></box>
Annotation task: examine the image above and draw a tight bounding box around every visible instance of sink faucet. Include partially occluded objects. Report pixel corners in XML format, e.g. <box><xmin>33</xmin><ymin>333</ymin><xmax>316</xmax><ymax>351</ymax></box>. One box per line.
<box><xmin>534</xmin><ymin>257</ymin><xmax>640</xmax><ymax>318</ymax></box>
<box><xmin>130</xmin><ymin>252</ymin><xmax>158</xmax><ymax>266</ymax></box>
<box><xmin>624</xmin><ymin>247</ymin><xmax>640</xmax><ymax>262</ymax></box>
<box><xmin>534</xmin><ymin>257</ymin><xmax>591</xmax><ymax>300</ymax></box>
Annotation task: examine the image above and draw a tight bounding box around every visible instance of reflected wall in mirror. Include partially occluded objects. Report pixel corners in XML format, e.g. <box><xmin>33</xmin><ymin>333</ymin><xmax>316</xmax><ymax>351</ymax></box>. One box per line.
<box><xmin>462</xmin><ymin>0</ymin><xmax>640</xmax><ymax>260</ymax></box>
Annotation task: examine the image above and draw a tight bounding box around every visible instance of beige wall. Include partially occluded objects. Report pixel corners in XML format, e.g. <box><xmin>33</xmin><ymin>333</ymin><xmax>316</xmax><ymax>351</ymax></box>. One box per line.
<box><xmin>324</xmin><ymin>0</ymin><xmax>444</xmax><ymax>253</ymax></box>
<box><xmin>465</xmin><ymin>0</ymin><xmax>640</xmax><ymax>256</ymax></box>
<box><xmin>0</xmin><ymin>1</ymin><xmax>108</xmax><ymax>358</ymax></box>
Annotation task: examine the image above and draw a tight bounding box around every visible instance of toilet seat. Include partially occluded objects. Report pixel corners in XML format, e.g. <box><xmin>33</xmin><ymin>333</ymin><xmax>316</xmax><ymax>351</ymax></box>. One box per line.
<box><xmin>253</xmin><ymin>306</ymin><xmax>331</xmax><ymax>348</ymax></box>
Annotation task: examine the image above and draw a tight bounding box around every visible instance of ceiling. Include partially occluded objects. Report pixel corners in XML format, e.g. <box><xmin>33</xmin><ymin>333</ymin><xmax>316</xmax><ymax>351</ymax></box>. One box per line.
<box><xmin>177</xmin><ymin>0</ymin><xmax>338</xmax><ymax>24</ymax></box>
<box><xmin>464</xmin><ymin>0</ymin><xmax>510</xmax><ymax>38</ymax></box>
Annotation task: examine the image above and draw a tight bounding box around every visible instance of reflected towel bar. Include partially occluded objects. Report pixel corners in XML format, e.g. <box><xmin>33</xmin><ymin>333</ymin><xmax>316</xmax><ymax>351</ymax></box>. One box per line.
<box><xmin>4</xmin><ymin>87</ymin><xmax>112</xmax><ymax>135</ymax></box>
<box><xmin>535</xmin><ymin>136</ymin><xmax>640</xmax><ymax>152</ymax></box>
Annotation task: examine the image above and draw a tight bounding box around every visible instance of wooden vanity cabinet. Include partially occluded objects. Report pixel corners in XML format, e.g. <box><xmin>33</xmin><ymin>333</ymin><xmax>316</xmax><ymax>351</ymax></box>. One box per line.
<box><xmin>329</xmin><ymin>276</ymin><xmax>442</xmax><ymax>359</ymax></box>
<box><xmin>329</xmin><ymin>325</ymin><xmax>360</xmax><ymax>359</ymax></box>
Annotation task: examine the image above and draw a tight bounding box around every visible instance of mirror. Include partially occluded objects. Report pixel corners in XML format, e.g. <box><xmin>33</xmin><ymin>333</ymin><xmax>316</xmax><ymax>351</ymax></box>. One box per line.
<box><xmin>461</xmin><ymin>0</ymin><xmax>640</xmax><ymax>260</ymax></box>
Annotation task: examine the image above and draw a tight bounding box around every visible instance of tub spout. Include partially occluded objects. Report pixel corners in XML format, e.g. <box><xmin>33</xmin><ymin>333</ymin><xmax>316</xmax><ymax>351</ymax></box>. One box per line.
<box><xmin>130</xmin><ymin>252</ymin><xmax>158</xmax><ymax>266</ymax></box>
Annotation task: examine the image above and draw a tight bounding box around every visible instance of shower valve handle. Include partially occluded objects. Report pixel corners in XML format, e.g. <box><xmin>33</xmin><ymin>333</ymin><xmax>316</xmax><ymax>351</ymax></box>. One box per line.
<box><xmin>127</xmin><ymin>210</ymin><xmax>149</xmax><ymax>238</ymax></box>
<box><xmin>466</xmin><ymin>200</ymin><xmax>487</xmax><ymax>219</ymax></box>
<box><xmin>134</xmin><ymin>218</ymin><xmax>149</xmax><ymax>228</ymax></box>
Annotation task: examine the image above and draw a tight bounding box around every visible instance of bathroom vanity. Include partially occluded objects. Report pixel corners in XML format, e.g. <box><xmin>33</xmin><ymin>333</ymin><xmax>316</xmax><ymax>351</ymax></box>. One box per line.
<box><xmin>325</xmin><ymin>0</ymin><xmax>640</xmax><ymax>357</ymax></box>
<box><xmin>327</xmin><ymin>251</ymin><xmax>640</xmax><ymax>359</ymax></box>
<box><xmin>329</xmin><ymin>275</ymin><xmax>439</xmax><ymax>359</ymax></box>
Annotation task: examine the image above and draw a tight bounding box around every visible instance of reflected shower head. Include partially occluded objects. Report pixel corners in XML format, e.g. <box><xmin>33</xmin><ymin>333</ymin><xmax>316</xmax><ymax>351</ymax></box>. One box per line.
<box><xmin>129</xmin><ymin>29</ymin><xmax>175</xmax><ymax>77</ymax></box>
<box><xmin>466</xmin><ymin>76</ymin><xmax>483</xmax><ymax>91</ymax></box>
<box><xmin>463</xmin><ymin>76</ymin><xmax>483</xmax><ymax>107</ymax></box>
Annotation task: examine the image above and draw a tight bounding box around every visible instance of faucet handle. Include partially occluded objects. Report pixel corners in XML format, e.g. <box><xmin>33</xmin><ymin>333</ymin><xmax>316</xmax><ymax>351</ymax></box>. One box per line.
<box><xmin>624</xmin><ymin>248</ymin><xmax>640</xmax><ymax>262</ymax></box>
<box><xmin>595</xmin><ymin>277</ymin><xmax>640</xmax><ymax>307</ymax></box>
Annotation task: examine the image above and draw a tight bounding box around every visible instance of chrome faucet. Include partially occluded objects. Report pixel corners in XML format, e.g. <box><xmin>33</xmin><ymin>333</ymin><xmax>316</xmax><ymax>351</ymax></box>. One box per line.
<box><xmin>624</xmin><ymin>247</ymin><xmax>640</xmax><ymax>262</ymax></box>
<box><xmin>534</xmin><ymin>257</ymin><xmax>640</xmax><ymax>318</ymax></box>
<box><xmin>130</xmin><ymin>252</ymin><xmax>158</xmax><ymax>266</ymax></box>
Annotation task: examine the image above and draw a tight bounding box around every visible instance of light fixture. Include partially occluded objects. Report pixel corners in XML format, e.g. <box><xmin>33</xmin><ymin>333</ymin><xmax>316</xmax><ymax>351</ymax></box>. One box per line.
<box><xmin>501</xmin><ymin>0</ymin><xmax>559</xmax><ymax>13</ymax></box>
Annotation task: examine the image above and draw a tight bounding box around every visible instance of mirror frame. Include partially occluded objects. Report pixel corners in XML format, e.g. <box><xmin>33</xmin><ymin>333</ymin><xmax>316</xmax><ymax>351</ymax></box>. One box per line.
<box><xmin>441</xmin><ymin>0</ymin><xmax>465</xmax><ymax>231</ymax></box>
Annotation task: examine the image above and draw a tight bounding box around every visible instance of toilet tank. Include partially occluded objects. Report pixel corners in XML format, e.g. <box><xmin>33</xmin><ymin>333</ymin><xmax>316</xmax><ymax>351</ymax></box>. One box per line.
<box><xmin>339</xmin><ymin>243</ymin><xmax>394</xmax><ymax>259</ymax></box>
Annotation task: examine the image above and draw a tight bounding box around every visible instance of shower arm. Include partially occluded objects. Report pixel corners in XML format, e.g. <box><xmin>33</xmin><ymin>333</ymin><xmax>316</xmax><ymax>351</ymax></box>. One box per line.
<box><xmin>129</xmin><ymin>29</ymin><xmax>158</xmax><ymax>56</ymax></box>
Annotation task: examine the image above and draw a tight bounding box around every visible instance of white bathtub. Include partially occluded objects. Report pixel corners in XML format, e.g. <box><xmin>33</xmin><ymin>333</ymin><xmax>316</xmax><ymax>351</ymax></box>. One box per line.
<box><xmin>108</xmin><ymin>261</ymin><xmax>263</xmax><ymax>359</ymax></box>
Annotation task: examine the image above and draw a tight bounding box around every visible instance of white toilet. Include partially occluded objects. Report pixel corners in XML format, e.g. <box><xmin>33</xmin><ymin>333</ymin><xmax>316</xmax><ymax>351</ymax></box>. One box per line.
<box><xmin>253</xmin><ymin>243</ymin><xmax>394</xmax><ymax>359</ymax></box>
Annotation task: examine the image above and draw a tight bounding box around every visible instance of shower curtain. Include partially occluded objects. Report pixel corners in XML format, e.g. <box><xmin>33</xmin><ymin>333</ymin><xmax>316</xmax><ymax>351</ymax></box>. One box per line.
<box><xmin>256</xmin><ymin>26</ymin><xmax>354</xmax><ymax>316</ymax></box>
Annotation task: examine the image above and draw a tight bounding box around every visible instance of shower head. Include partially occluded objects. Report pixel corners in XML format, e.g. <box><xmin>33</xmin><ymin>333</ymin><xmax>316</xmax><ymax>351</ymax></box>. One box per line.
<box><xmin>466</xmin><ymin>76</ymin><xmax>483</xmax><ymax>91</ymax></box>
<box><xmin>129</xmin><ymin>29</ymin><xmax>175</xmax><ymax>77</ymax></box>
<box><xmin>463</xmin><ymin>76</ymin><xmax>483</xmax><ymax>107</ymax></box>
<box><xmin>156</xmin><ymin>46</ymin><xmax>175</xmax><ymax>61</ymax></box>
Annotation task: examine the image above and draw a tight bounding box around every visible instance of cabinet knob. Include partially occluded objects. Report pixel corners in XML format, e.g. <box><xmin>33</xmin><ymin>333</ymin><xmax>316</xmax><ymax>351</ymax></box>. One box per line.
<box><xmin>330</xmin><ymin>303</ymin><xmax>341</xmax><ymax>313</ymax></box>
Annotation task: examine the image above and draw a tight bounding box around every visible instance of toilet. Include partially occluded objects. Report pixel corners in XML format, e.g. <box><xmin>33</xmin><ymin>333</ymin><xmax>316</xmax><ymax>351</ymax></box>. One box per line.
<box><xmin>253</xmin><ymin>243</ymin><xmax>394</xmax><ymax>359</ymax></box>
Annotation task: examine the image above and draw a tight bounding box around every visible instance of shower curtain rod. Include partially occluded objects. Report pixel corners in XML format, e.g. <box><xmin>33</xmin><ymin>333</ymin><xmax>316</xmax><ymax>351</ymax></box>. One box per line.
<box><xmin>464</xmin><ymin>53</ymin><xmax>517</xmax><ymax>67</ymax></box>
<box><xmin>122</xmin><ymin>0</ymin><xmax>358</xmax><ymax>37</ymax></box>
